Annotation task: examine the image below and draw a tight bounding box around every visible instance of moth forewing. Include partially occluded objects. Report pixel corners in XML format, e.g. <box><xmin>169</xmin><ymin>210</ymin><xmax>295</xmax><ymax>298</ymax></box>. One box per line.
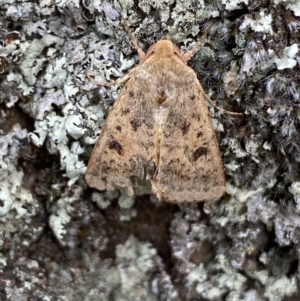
<box><xmin>85</xmin><ymin>26</ymin><xmax>226</xmax><ymax>203</ymax></box>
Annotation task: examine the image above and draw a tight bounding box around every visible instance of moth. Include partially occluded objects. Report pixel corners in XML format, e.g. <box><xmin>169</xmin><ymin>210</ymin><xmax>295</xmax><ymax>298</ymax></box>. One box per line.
<box><xmin>86</xmin><ymin>21</ymin><xmax>239</xmax><ymax>203</ymax></box>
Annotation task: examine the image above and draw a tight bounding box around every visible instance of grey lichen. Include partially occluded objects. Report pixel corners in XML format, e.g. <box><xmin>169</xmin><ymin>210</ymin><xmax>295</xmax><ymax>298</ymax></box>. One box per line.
<box><xmin>48</xmin><ymin>187</ymin><xmax>83</xmax><ymax>245</ymax></box>
<box><xmin>114</xmin><ymin>236</ymin><xmax>178</xmax><ymax>301</ymax></box>
<box><xmin>0</xmin><ymin>124</ymin><xmax>38</xmax><ymax>219</ymax></box>
<box><xmin>91</xmin><ymin>190</ymin><xmax>119</xmax><ymax>209</ymax></box>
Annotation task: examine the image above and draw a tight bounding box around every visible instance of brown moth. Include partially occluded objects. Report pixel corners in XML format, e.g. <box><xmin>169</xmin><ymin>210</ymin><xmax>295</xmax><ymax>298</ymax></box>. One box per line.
<box><xmin>85</xmin><ymin>21</ymin><xmax>229</xmax><ymax>203</ymax></box>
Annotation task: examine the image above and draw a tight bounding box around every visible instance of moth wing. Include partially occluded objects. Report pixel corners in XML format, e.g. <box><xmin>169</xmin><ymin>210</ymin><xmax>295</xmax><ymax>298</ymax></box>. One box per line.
<box><xmin>85</xmin><ymin>77</ymin><xmax>157</xmax><ymax>195</ymax></box>
<box><xmin>151</xmin><ymin>70</ymin><xmax>225</xmax><ymax>203</ymax></box>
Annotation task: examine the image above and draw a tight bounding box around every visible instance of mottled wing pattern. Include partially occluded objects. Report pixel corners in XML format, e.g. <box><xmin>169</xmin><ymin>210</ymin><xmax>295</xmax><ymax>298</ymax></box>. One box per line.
<box><xmin>151</xmin><ymin>60</ymin><xmax>225</xmax><ymax>203</ymax></box>
<box><xmin>86</xmin><ymin>52</ymin><xmax>225</xmax><ymax>202</ymax></box>
<box><xmin>85</xmin><ymin>74</ymin><xmax>158</xmax><ymax>196</ymax></box>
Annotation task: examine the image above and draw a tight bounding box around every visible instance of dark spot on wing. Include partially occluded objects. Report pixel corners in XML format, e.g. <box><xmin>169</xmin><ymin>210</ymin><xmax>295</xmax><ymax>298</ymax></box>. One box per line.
<box><xmin>193</xmin><ymin>146</ymin><xmax>207</xmax><ymax>161</ymax></box>
<box><xmin>130</xmin><ymin>118</ymin><xmax>142</xmax><ymax>131</ymax></box>
<box><xmin>90</xmin><ymin>168</ymin><xmax>99</xmax><ymax>176</ymax></box>
<box><xmin>180</xmin><ymin>119</ymin><xmax>190</xmax><ymax>135</ymax></box>
<box><xmin>129</xmin><ymin>91</ymin><xmax>134</xmax><ymax>97</ymax></box>
<box><xmin>122</xmin><ymin>108</ymin><xmax>130</xmax><ymax>115</ymax></box>
<box><xmin>197</xmin><ymin>131</ymin><xmax>203</xmax><ymax>138</ymax></box>
<box><xmin>101</xmin><ymin>162</ymin><xmax>110</xmax><ymax>173</ymax></box>
<box><xmin>191</xmin><ymin>112</ymin><xmax>200</xmax><ymax>120</ymax></box>
<box><xmin>109</xmin><ymin>140</ymin><xmax>123</xmax><ymax>155</ymax></box>
<box><xmin>116</xmin><ymin>125</ymin><xmax>122</xmax><ymax>132</ymax></box>
<box><xmin>190</xmin><ymin>95</ymin><xmax>195</xmax><ymax>100</ymax></box>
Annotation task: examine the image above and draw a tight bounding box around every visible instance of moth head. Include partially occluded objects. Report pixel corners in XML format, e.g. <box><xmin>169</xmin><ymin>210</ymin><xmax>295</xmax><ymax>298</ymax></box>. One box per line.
<box><xmin>144</xmin><ymin>38</ymin><xmax>184</xmax><ymax>62</ymax></box>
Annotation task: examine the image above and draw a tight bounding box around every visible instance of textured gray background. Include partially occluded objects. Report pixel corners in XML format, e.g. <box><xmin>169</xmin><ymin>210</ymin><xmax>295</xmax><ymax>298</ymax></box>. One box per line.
<box><xmin>1</xmin><ymin>0</ymin><xmax>300</xmax><ymax>300</ymax></box>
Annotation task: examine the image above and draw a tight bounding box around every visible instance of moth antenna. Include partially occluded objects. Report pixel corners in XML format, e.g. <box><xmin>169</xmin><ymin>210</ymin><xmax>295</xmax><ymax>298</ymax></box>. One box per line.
<box><xmin>85</xmin><ymin>69</ymin><xmax>135</xmax><ymax>87</ymax></box>
<box><xmin>198</xmin><ymin>83</ymin><xmax>243</xmax><ymax>116</ymax></box>
<box><xmin>85</xmin><ymin>72</ymin><xmax>116</xmax><ymax>87</ymax></box>
<box><xmin>122</xmin><ymin>19</ymin><xmax>146</xmax><ymax>60</ymax></box>
<box><xmin>183</xmin><ymin>22</ymin><xmax>216</xmax><ymax>62</ymax></box>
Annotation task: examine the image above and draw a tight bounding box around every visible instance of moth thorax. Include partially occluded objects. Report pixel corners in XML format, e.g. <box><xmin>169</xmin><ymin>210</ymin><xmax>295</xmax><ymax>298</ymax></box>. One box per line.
<box><xmin>155</xmin><ymin>40</ymin><xmax>175</xmax><ymax>56</ymax></box>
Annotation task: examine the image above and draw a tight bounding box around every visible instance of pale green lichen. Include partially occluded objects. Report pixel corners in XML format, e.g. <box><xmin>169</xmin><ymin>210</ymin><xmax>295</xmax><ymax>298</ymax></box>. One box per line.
<box><xmin>187</xmin><ymin>264</ymin><xmax>208</xmax><ymax>284</ymax></box>
<box><xmin>274</xmin><ymin>0</ymin><xmax>300</xmax><ymax>17</ymax></box>
<box><xmin>275</xmin><ymin>44</ymin><xmax>299</xmax><ymax>70</ymax></box>
<box><xmin>113</xmin><ymin>0</ymin><xmax>135</xmax><ymax>19</ymax></box>
<box><xmin>118</xmin><ymin>196</ymin><xmax>137</xmax><ymax>221</ymax></box>
<box><xmin>54</xmin><ymin>0</ymin><xmax>80</xmax><ymax>8</ymax></box>
<box><xmin>227</xmin><ymin>138</ymin><xmax>248</xmax><ymax>158</ymax></box>
<box><xmin>248</xmin><ymin>270</ymin><xmax>298</xmax><ymax>301</ymax></box>
<box><xmin>0</xmin><ymin>252</ymin><xmax>7</xmax><ymax>273</ymax></box>
<box><xmin>114</xmin><ymin>235</ymin><xmax>178</xmax><ymax>301</ymax></box>
<box><xmin>29</xmin><ymin>108</ymin><xmax>88</xmax><ymax>185</ymax></box>
<box><xmin>289</xmin><ymin>182</ymin><xmax>300</xmax><ymax>211</ymax></box>
<box><xmin>0</xmin><ymin>125</ymin><xmax>37</xmax><ymax>219</ymax></box>
<box><xmin>43</xmin><ymin>55</ymin><xmax>68</xmax><ymax>88</ymax></box>
<box><xmin>240</xmin><ymin>10</ymin><xmax>274</xmax><ymax>35</ymax></box>
<box><xmin>118</xmin><ymin>194</ymin><xmax>135</xmax><ymax>209</ymax></box>
<box><xmin>214</xmin><ymin>184</ymin><xmax>271</xmax><ymax>226</ymax></box>
<box><xmin>91</xmin><ymin>192</ymin><xmax>112</xmax><ymax>209</ymax></box>
<box><xmin>25</xmin><ymin>26</ymin><xmax>136</xmax><ymax>186</ymax></box>
<box><xmin>48</xmin><ymin>186</ymin><xmax>83</xmax><ymax>244</ymax></box>
<box><xmin>19</xmin><ymin>34</ymin><xmax>64</xmax><ymax>86</ymax></box>
<box><xmin>0</xmin><ymin>166</ymin><xmax>21</xmax><ymax>216</ymax></box>
<box><xmin>286</xmin><ymin>1</ymin><xmax>300</xmax><ymax>16</ymax></box>
<box><xmin>221</xmin><ymin>0</ymin><xmax>249</xmax><ymax>11</ymax></box>
<box><xmin>91</xmin><ymin>190</ymin><xmax>119</xmax><ymax>209</ymax></box>
<box><xmin>187</xmin><ymin>255</ymin><xmax>247</xmax><ymax>300</ymax></box>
